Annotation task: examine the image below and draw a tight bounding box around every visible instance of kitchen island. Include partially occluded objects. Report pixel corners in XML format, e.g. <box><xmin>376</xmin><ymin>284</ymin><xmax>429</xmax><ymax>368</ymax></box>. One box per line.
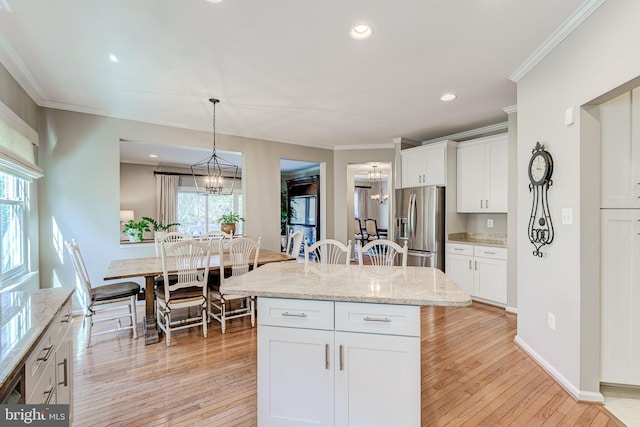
<box><xmin>221</xmin><ymin>262</ymin><xmax>471</xmax><ymax>427</ymax></box>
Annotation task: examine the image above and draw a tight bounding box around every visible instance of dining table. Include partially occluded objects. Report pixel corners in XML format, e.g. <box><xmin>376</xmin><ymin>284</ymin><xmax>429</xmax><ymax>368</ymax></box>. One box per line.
<box><xmin>104</xmin><ymin>248</ymin><xmax>296</xmax><ymax>344</ymax></box>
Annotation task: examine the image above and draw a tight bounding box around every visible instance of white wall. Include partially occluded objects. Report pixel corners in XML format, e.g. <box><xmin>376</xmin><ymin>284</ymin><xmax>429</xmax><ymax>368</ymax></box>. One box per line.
<box><xmin>516</xmin><ymin>0</ymin><xmax>640</xmax><ymax>400</ymax></box>
<box><xmin>37</xmin><ymin>108</ymin><xmax>334</xmax><ymax>307</ymax></box>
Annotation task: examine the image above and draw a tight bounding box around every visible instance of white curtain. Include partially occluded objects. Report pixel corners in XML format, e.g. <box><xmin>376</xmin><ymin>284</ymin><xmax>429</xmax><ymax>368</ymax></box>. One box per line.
<box><xmin>156</xmin><ymin>175</ymin><xmax>179</xmax><ymax>230</ymax></box>
<box><xmin>355</xmin><ymin>187</ymin><xmax>369</xmax><ymax>220</ymax></box>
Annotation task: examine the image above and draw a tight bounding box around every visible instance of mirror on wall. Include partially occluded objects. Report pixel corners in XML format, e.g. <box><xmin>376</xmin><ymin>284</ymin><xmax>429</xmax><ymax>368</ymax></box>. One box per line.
<box><xmin>119</xmin><ymin>140</ymin><xmax>242</xmax><ymax>242</ymax></box>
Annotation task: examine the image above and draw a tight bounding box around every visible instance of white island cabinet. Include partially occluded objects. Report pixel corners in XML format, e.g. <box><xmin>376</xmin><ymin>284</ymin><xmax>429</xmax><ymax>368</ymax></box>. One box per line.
<box><xmin>221</xmin><ymin>262</ymin><xmax>471</xmax><ymax>427</ymax></box>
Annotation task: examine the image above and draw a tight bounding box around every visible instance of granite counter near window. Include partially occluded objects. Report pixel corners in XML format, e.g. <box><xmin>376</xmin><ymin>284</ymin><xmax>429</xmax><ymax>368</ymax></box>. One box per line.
<box><xmin>0</xmin><ymin>287</ymin><xmax>74</xmax><ymax>392</ymax></box>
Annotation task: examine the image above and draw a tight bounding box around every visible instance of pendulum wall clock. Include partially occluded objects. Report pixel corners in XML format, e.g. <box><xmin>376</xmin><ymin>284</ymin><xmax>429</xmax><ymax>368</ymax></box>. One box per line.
<box><xmin>528</xmin><ymin>142</ymin><xmax>554</xmax><ymax>257</ymax></box>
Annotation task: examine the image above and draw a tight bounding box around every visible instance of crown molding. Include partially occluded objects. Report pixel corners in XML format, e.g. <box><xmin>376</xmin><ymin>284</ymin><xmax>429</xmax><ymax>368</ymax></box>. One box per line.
<box><xmin>334</xmin><ymin>143</ymin><xmax>395</xmax><ymax>151</ymax></box>
<box><xmin>509</xmin><ymin>0</ymin><xmax>606</xmax><ymax>83</ymax></box>
<box><xmin>0</xmin><ymin>34</ymin><xmax>45</xmax><ymax>105</ymax></box>
<box><xmin>422</xmin><ymin>122</ymin><xmax>508</xmax><ymax>144</ymax></box>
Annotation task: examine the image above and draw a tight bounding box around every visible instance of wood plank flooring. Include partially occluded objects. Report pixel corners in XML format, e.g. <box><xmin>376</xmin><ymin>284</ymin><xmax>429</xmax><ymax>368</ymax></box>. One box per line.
<box><xmin>72</xmin><ymin>303</ymin><xmax>624</xmax><ymax>426</ymax></box>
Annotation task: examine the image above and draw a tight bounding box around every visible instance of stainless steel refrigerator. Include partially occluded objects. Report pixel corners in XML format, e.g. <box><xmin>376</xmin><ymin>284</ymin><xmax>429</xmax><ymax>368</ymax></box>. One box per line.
<box><xmin>394</xmin><ymin>186</ymin><xmax>445</xmax><ymax>269</ymax></box>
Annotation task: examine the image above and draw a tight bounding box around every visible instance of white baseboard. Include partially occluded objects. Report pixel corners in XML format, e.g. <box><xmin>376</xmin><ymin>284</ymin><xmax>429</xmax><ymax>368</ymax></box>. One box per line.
<box><xmin>505</xmin><ymin>306</ymin><xmax>518</xmax><ymax>314</ymax></box>
<box><xmin>514</xmin><ymin>335</ymin><xmax>604</xmax><ymax>403</ymax></box>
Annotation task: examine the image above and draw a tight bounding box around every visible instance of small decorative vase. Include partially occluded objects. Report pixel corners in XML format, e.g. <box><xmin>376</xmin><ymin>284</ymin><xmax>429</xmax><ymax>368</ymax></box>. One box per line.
<box><xmin>221</xmin><ymin>223</ymin><xmax>236</xmax><ymax>236</ymax></box>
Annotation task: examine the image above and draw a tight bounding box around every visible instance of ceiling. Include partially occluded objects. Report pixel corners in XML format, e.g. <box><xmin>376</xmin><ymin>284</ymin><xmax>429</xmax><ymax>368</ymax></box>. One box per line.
<box><xmin>0</xmin><ymin>0</ymin><xmax>585</xmax><ymax>149</ymax></box>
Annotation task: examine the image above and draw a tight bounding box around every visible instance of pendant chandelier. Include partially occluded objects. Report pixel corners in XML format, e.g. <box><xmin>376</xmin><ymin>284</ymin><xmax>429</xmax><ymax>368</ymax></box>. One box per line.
<box><xmin>368</xmin><ymin>165</ymin><xmax>381</xmax><ymax>181</ymax></box>
<box><xmin>370</xmin><ymin>188</ymin><xmax>389</xmax><ymax>205</ymax></box>
<box><xmin>191</xmin><ymin>98</ymin><xmax>238</xmax><ymax>195</ymax></box>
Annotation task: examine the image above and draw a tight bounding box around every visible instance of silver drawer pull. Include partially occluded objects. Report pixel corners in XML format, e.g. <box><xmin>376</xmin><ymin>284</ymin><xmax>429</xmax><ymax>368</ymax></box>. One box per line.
<box><xmin>339</xmin><ymin>345</ymin><xmax>344</xmax><ymax>371</ymax></box>
<box><xmin>61</xmin><ymin>313</ymin><xmax>72</xmax><ymax>323</ymax></box>
<box><xmin>325</xmin><ymin>344</ymin><xmax>330</xmax><ymax>370</ymax></box>
<box><xmin>483</xmin><ymin>251</ymin><xmax>496</xmax><ymax>255</ymax></box>
<box><xmin>281</xmin><ymin>312</ymin><xmax>307</xmax><ymax>318</ymax></box>
<box><xmin>453</xmin><ymin>248</ymin><xmax>464</xmax><ymax>251</ymax></box>
<box><xmin>43</xmin><ymin>385</ymin><xmax>55</xmax><ymax>404</ymax></box>
<box><xmin>363</xmin><ymin>316</ymin><xmax>391</xmax><ymax>323</ymax></box>
<box><xmin>37</xmin><ymin>345</ymin><xmax>54</xmax><ymax>362</ymax></box>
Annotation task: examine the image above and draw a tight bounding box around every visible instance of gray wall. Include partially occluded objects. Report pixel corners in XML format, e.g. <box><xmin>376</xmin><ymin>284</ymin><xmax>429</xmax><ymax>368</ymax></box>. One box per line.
<box><xmin>516</xmin><ymin>0</ymin><xmax>640</xmax><ymax>400</ymax></box>
<box><xmin>37</xmin><ymin>108</ymin><xmax>335</xmax><ymax>301</ymax></box>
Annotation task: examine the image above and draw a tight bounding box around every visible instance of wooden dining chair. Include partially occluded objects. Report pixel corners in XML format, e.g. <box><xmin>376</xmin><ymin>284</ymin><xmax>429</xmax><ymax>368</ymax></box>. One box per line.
<box><xmin>304</xmin><ymin>239</ymin><xmax>352</xmax><ymax>265</ymax></box>
<box><xmin>358</xmin><ymin>239</ymin><xmax>408</xmax><ymax>267</ymax></box>
<box><xmin>209</xmin><ymin>236</ymin><xmax>261</xmax><ymax>333</ymax></box>
<box><xmin>364</xmin><ymin>218</ymin><xmax>381</xmax><ymax>241</ymax></box>
<box><xmin>285</xmin><ymin>230</ymin><xmax>305</xmax><ymax>258</ymax></box>
<box><xmin>65</xmin><ymin>239</ymin><xmax>140</xmax><ymax>347</ymax></box>
<box><xmin>157</xmin><ymin>239</ymin><xmax>211</xmax><ymax>346</ymax></box>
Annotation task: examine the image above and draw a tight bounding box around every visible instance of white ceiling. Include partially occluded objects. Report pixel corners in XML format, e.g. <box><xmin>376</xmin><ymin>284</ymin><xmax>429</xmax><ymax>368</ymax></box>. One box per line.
<box><xmin>0</xmin><ymin>0</ymin><xmax>585</xmax><ymax>149</ymax></box>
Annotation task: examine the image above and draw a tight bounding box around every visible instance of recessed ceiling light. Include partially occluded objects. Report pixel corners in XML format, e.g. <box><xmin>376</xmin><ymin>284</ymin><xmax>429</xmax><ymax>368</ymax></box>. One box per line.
<box><xmin>149</xmin><ymin>154</ymin><xmax>158</xmax><ymax>158</ymax></box>
<box><xmin>350</xmin><ymin>24</ymin><xmax>373</xmax><ymax>40</ymax></box>
<box><xmin>440</xmin><ymin>93</ymin><xmax>457</xmax><ymax>102</ymax></box>
<box><xmin>205</xmin><ymin>0</ymin><xmax>223</xmax><ymax>3</ymax></box>
<box><xmin>109</xmin><ymin>54</ymin><xmax>119</xmax><ymax>63</ymax></box>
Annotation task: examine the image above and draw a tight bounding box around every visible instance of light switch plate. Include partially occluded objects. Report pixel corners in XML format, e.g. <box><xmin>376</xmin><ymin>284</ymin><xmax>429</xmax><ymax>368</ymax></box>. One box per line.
<box><xmin>562</xmin><ymin>208</ymin><xmax>573</xmax><ymax>225</ymax></box>
<box><xmin>565</xmin><ymin>107</ymin><xmax>575</xmax><ymax>126</ymax></box>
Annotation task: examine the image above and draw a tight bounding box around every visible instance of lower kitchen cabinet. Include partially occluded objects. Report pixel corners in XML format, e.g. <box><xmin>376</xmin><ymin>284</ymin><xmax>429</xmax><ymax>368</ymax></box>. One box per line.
<box><xmin>601</xmin><ymin>209</ymin><xmax>640</xmax><ymax>385</ymax></box>
<box><xmin>445</xmin><ymin>243</ymin><xmax>507</xmax><ymax>305</ymax></box>
<box><xmin>257</xmin><ymin>297</ymin><xmax>420</xmax><ymax>427</ymax></box>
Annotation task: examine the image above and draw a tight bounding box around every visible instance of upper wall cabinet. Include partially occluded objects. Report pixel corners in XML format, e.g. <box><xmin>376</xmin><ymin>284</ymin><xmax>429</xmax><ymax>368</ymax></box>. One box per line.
<box><xmin>456</xmin><ymin>134</ymin><xmax>508</xmax><ymax>213</ymax></box>
<box><xmin>400</xmin><ymin>140</ymin><xmax>456</xmax><ymax>188</ymax></box>
<box><xmin>600</xmin><ymin>89</ymin><xmax>640</xmax><ymax>208</ymax></box>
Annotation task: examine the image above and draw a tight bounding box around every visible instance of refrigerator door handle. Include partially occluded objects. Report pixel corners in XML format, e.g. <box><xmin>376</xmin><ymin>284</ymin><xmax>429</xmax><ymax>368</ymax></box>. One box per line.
<box><xmin>409</xmin><ymin>193</ymin><xmax>416</xmax><ymax>238</ymax></box>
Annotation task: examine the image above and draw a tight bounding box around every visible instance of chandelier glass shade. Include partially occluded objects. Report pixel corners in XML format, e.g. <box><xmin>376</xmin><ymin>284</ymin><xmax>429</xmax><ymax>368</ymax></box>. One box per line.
<box><xmin>191</xmin><ymin>98</ymin><xmax>238</xmax><ymax>195</ymax></box>
<box><xmin>370</xmin><ymin>188</ymin><xmax>388</xmax><ymax>205</ymax></box>
<box><xmin>368</xmin><ymin>165</ymin><xmax>381</xmax><ymax>181</ymax></box>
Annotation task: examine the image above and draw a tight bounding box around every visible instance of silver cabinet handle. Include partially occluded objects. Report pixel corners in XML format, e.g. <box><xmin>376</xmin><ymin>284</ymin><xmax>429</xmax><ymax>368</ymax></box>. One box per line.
<box><xmin>339</xmin><ymin>345</ymin><xmax>344</xmax><ymax>371</ymax></box>
<box><xmin>364</xmin><ymin>316</ymin><xmax>391</xmax><ymax>323</ymax></box>
<box><xmin>454</xmin><ymin>248</ymin><xmax>464</xmax><ymax>251</ymax></box>
<box><xmin>37</xmin><ymin>345</ymin><xmax>54</xmax><ymax>362</ymax></box>
<box><xmin>281</xmin><ymin>312</ymin><xmax>307</xmax><ymax>317</ymax></box>
<box><xmin>43</xmin><ymin>384</ymin><xmax>55</xmax><ymax>404</ymax></box>
<box><xmin>61</xmin><ymin>313</ymin><xmax>72</xmax><ymax>323</ymax></box>
<box><xmin>480</xmin><ymin>200</ymin><xmax>483</xmax><ymax>209</ymax></box>
<box><xmin>468</xmin><ymin>260</ymin><xmax>472</xmax><ymax>270</ymax></box>
<box><xmin>475</xmin><ymin>261</ymin><xmax>478</xmax><ymax>270</ymax></box>
<box><xmin>486</xmin><ymin>199</ymin><xmax>489</xmax><ymax>208</ymax></box>
<box><xmin>58</xmin><ymin>358</ymin><xmax>68</xmax><ymax>387</ymax></box>
<box><xmin>325</xmin><ymin>344</ymin><xmax>330</xmax><ymax>370</ymax></box>
<box><xmin>483</xmin><ymin>251</ymin><xmax>496</xmax><ymax>255</ymax></box>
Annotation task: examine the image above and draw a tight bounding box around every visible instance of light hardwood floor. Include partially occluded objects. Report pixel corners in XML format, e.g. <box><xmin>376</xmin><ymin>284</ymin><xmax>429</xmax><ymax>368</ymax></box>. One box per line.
<box><xmin>72</xmin><ymin>302</ymin><xmax>623</xmax><ymax>426</ymax></box>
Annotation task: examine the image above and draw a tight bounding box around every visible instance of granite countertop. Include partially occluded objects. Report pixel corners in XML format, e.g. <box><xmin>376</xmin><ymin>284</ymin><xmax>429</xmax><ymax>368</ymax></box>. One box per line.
<box><xmin>220</xmin><ymin>262</ymin><xmax>472</xmax><ymax>306</ymax></box>
<box><xmin>447</xmin><ymin>232</ymin><xmax>507</xmax><ymax>248</ymax></box>
<box><xmin>0</xmin><ymin>287</ymin><xmax>74</xmax><ymax>388</ymax></box>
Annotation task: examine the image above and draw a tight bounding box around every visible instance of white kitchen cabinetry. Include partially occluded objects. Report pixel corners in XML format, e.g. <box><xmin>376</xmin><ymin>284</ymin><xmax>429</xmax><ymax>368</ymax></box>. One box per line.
<box><xmin>457</xmin><ymin>134</ymin><xmax>508</xmax><ymax>213</ymax></box>
<box><xmin>401</xmin><ymin>140</ymin><xmax>453</xmax><ymax>188</ymax></box>
<box><xmin>445</xmin><ymin>243</ymin><xmax>507</xmax><ymax>305</ymax></box>
<box><xmin>600</xmin><ymin>210</ymin><xmax>640</xmax><ymax>385</ymax></box>
<box><xmin>25</xmin><ymin>298</ymin><xmax>73</xmax><ymax>406</ymax></box>
<box><xmin>258</xmin><ymin>298</ymin><xmax>420</xmax><ymax>427</ymax></box>
<box><xmin>600</xmin><ymin>89</ymin><xmax>640</xmax><ymax>209</ymax></box>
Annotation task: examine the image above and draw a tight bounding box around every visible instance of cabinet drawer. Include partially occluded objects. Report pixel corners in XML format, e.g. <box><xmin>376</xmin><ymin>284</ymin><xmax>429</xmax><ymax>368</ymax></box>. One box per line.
<box><xmin>446</xmin><ymin>243</ymin><xmax>473</xmax><ymax>256</ymax></box>
<box><xmin>26</xmin><ymin>353</ymin><xmax>56</xmax><ymax>404</ymax></box>
<box><xmin>51</xmin><ymin>299</ymin><xmax>73</xmax><ymax>344</ymax></box>
<box><xmin>258</xmin><ymin>297</ymin><xmax>334</xmax><ymax>330</ymax></box>
<box><xmin>474</xmin><ymin>246</ymin><xmax>507</xmax><ymax>260</ymax></box>
<box><xmin>335</xmin><ymin>302</ymin><xmax>420</xmax><ymax>337</ymax></box>
<box><xmin>25</xmin><ymin>331</ymin><xmax>55</xmax><ymax>394</ymax></box>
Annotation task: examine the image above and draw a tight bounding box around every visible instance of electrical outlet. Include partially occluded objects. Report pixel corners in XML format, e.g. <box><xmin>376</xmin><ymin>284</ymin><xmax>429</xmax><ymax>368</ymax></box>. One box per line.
<box><xmin>487</xmin><ymin>219</ymin><xmax>494</xmax><ymax>228</ymax></box>
<box><xmin>548</xmin><ymin>312</ymin><xmax>556</xmax><ymax>330</ymax></box>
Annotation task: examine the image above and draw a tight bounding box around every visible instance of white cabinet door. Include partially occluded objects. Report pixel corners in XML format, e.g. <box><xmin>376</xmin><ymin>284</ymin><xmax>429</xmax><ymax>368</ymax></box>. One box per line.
<box><xmin>258</xmin><ymin>325</ymin><xmax>335</xmax><ymax>427</ymax></box>
<box><xmin>334</xmin><ymin>331</ymin><xmax>420</xmax><ymax>427</ymax></box>
<box><xmin>457</xmin><ymin>142</ymin><xmax>485</xmax><ymax>212</ymax></box>
<box><xmin>474</xmin><ymin>256</ymin><xmax>507</xmax><ymax>305</ymax></box>
<box><xmin>445</xmin><ymin>252</ymin><xmax>474</xmax><ymax>295</ymax></box>
<box><xmin>600</xmin><ymin>90</ymin><xmax>640</xmax><ymax>208</ymax></box>
<box><xmin>485</xmin><ymin>138</ymin><xmax>508</xmax><ymax>212</ymax></box>
<box><xmin>55</xmin><ymin>339</ymin><xmax>72</xmax><ymax>404</ymax></box>
<box><xmin>457</xmin><ymin>134</ymin><xmax>508</xmax><ymax>213</ymax></box>
<box><xmin>601</xmin><ymin>209</ymin><xmax>640</xmax><ymax>385</ymax></box>
<box><xmin>424</xmin><ymin>144</ymin><xmax>446</xmax><ymax>186</ymax></box>
<box><xmin>402</xmin><ymin>149</ymin><xmax>427</xmax><ymax>188</ymax></box>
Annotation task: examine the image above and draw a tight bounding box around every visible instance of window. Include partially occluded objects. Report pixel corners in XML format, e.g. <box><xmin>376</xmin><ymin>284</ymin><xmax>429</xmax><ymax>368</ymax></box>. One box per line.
<box><xmin>0</xmin><ymin>171</ymin><xmax>27</xmax><ymax>282</ymax></box>
<box><xmin>177</xmin><ymin>189</ymin><xmax>243</xmax><ymax>237</ymax></box>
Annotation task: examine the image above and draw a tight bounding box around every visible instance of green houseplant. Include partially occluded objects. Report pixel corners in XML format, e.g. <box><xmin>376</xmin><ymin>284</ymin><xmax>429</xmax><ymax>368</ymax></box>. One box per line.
<box><xmin>217</xmin><ymin>212</ymin><xmax>244</xmax><ymax>236</ymax></box>
<box><xmin>142</xmin><ymin>216</ymin><xmax>180</xmax><ymax>232</ymax></box>
<box><xmin>122</xmin><ymin>219</ymin><xmax>151</xmax><ymax>242</ymax></box>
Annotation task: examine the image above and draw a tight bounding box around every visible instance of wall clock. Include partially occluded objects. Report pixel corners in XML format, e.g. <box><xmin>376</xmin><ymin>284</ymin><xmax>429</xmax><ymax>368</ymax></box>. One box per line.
<box><xmin>527</xmin><ymin>141</ymin><xmax>554</xmax><ymax>257</ymax></box>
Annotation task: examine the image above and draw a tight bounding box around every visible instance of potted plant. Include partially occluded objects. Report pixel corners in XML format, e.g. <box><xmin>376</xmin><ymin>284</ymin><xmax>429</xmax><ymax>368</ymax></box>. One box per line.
<box><xmin>217</xmin><ymin>212</ymin><xmax>244</xmax><ymax>236</ymax></box>
<box><xmin>122</xmin><ymin>219</ymin><xmax>151</xmax><ymax>242</ymax></box>
<box><xmin>142</xmin><ymin>216</ymin><xmax>180</xmax><ymax>232</ymax></box>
